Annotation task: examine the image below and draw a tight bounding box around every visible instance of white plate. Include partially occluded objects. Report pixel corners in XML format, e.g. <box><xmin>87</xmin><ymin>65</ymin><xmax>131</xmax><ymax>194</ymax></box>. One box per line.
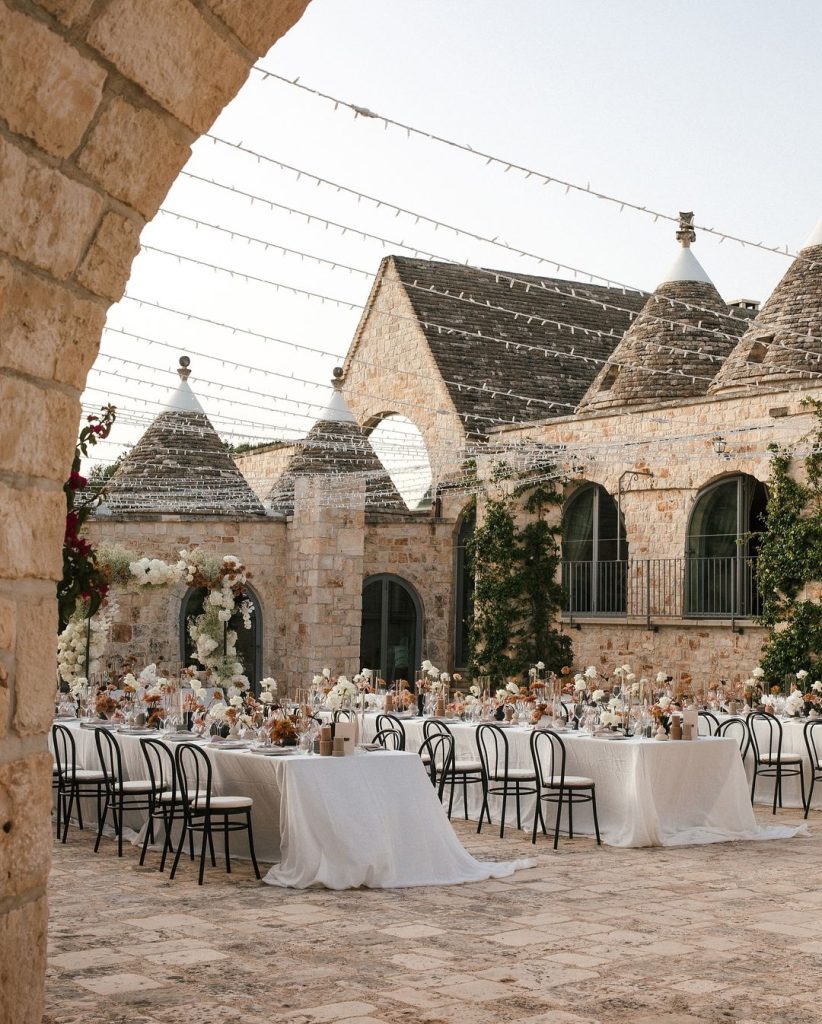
<box><xmin>249</xmin><ymin>747</ymin><xmax>298</xmax><ymax>757</ymax></box>
<box><xmin>210</xmin><ymin>740</ymin><xmax>251</xmax><ymax>750</ymax></box>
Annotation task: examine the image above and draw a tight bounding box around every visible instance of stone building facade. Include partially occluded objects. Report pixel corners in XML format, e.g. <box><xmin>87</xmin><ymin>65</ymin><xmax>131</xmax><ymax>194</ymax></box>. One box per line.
<box><xmin>88</xmin><ymin>221</ymin><xmax>822</xmax><ymax>697</ymax></box>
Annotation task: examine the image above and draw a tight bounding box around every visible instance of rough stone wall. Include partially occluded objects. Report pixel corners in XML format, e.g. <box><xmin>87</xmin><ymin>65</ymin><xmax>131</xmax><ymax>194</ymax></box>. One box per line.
<box><xmin>363</xmin><ymin>512</ymin><xmax>459</xmax><ymax>673</ymax></box>
<box><xmin>341</xmin><ymin>261</ymin><xmax>467</xmax><ymax>486</ymax></box>
<box><xmin>487</xmin><ymin>380</ymin><xmax>822</xmax><ymax>684</ymax></box>
<box><xmin>83</xmin><ymin>516</ymin><xmax>287</xmax><ymax>678</ymax></box>
<box><xmin>284</xmin><ymin>477</ymin><xmax>366</xmax><ymax>687</ymax></box>
<box><xmin>235</xmin><ymin>442</ymin><xmax>298</xmax><ymax>503</ymax></box>
<box><xmin>0</xmin><ymin>3</ymin><xmax>310</xmax><ymax>1019</ymax></box>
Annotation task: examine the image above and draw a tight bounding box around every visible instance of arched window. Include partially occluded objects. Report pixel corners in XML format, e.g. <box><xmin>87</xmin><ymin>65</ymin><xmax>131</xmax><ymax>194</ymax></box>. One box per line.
<box><xmin>685</xmin><ymin>475</ymin><xmax>767</xmax><ymax>616</ymax></box>
<box><xmin>562</xmin><ymin>483</ymin><xmax>627</xmax><ymax>614</ymax></box>
<box><xmin>360</xmin><ymin>574</ymin><xmax>422</xmax><ymax>684</ymax></box>
<box><xmin>454</xmin><ymin>510</ymin><xmax>475</xmax><ymax>668</ymax></box>
<box><xmin>180</xmin><ymin>585</ymin><xmax>262</xmax><ymax>691</ymax></box>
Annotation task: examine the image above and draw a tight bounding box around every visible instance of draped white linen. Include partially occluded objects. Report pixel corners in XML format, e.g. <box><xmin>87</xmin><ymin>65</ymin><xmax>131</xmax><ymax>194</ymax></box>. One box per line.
<box><xmin>355</xmin><ymin>715</ymin><xmax>807</xmax><ymax>847</ymax></box>
<box><xmin>50</xmin><ymin>722</ymin><xmax>536</xmax><ymax>889</ymax></box>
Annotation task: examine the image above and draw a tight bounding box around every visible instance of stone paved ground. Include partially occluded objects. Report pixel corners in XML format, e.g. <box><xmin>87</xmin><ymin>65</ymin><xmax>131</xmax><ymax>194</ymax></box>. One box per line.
<box><xmin>45</xmin><ymin>811</ymin><xmax>819</xmax><ymax>1024</ymax></box>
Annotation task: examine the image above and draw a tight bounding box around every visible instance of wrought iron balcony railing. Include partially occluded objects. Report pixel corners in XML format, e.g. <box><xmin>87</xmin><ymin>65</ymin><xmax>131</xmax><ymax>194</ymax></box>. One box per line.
<box><xmin>561</xmin><ymin>556</ymin><xmax>763</xmax><ymax>625</ymax></box>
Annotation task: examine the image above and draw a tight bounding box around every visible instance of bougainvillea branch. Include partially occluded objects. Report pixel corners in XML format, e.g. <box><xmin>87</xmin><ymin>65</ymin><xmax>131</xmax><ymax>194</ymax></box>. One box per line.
<box><xmin>57</xmin><ymin>405</ymin><xmax>117</xmax><ymax>631</ymax></box>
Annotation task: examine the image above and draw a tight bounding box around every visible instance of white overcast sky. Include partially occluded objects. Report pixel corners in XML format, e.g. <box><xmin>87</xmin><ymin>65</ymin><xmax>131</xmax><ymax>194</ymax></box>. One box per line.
<box><xmin>86</xmin><ymin>0</ymin><xmax>822</xmax><ymax>498</ymax></box>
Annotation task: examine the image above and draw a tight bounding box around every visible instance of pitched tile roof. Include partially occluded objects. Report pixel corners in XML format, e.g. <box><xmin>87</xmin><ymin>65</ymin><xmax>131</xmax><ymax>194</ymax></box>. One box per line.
<box><xmin>388</xmin><ymin>256</ymin><xmax>648</xmax><ymax>435</ymax></box>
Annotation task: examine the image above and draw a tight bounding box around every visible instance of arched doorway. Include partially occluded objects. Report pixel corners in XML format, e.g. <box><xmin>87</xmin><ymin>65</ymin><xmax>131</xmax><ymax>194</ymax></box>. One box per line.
<box><xmin>360</xmin><ymin>574</ymin><xmax>423</xmax><ymax>684</ymax></box>
<box><xmin>685</xmin><ymin>474</ymin><xmax>768</xmax><ymax>616</ymax></box>
<box><xmin>562</xmin><ymin>483</ymin><xmax>627</xmax><ymax>614</ymax></box>
<box><xmin>179</xmin><ymin>584</ymin><xmax>262</xmax><ymax>691</ymax></box>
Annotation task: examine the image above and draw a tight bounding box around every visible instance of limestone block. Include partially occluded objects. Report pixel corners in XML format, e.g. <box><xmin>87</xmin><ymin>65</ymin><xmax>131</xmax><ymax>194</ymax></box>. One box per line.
<box><xmin>0</xmin><ymin>486</ymin><xmax>65</xmax><ymax>581</ymax></box>
<box><xmin>0</xmin><ymin>137</ymin><xmax>104</xmax><ymax>279</ymax></box>
<box><xmin>0</xmin><ymin>5</ymin><xmax>105</xmax><ymax>158</ymax></box>
<box><xmin>77</xmin><ymin>95</ymin><xmax>192</xmax><ymax>219</ymax></box>
<box><xmin>0</xmin><ymin>375</ymin><xmax>80</xmax><ymax>481</ymax></box>
<box><xmin>205</xmin><ymin>0</ymin><xmax>309</xmax><ymax>55</ymax></box>
<box><xmin>13</xmin><ymin>593</ymin><xmax>58</xmax><ymax>736</ymax></box>
<box><xmin>0</xmin><ymin>753</ymin><xmax>52</xmax><ymax>900</ymax></box>
<box><xmin>75</xmin><ymin>210</ymin><xmax>141</xmax><ymax>302</ymax></box>
<box><xmin>0</xmin><ymin>259</ymin><xmax>106</xmax><ymax>390</ymax></box>
<box><xmin>0</xmin><ymin>894</ymin><xmax>48</xmax><ymax>1024</ymax></box>
<box><xmin>34</xmin><ymin>0</ymin><xmax>95</xmax><ymax>26</ymax></box>
<box><xmin>87</xmin><ymin>0</ymin><xmax>250</xmax><ymax>134</ymax></box>
<box><xmin>0</xmin><ymin>597</ymin><xmax>15</xmax><ymax>653</ymax></box>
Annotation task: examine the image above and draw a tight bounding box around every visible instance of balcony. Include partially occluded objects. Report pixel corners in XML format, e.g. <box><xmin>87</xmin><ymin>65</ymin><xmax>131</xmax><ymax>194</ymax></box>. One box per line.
<box><xmin>561</xmin><ymin>557</ymin><xmax>763</xmax><ymax>627</ymax></box>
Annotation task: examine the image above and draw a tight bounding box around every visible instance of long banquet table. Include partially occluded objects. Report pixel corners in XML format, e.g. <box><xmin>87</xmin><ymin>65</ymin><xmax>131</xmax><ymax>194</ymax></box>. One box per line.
<box><xmin>354</xmin><ymin>714</ymin><xmax>806</xmax><ymax>847</ymax></box>
<box><xmin>51</xmin><ymin>720</ymin><xmax>534</xmax><ymax>889</ymax></box>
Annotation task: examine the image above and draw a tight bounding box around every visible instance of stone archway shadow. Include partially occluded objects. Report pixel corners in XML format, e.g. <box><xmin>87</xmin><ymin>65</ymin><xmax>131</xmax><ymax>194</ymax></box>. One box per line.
<box><xmin>0</xmin><ymin>2</ymin><xmax>311</xmax><ymax>1018</ymax></box>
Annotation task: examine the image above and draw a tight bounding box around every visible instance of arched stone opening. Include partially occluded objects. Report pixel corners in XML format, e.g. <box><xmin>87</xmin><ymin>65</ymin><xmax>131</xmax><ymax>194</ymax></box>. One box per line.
<box><xmin>365</xmin><ymin>412</ymin><xmax>433</xmax><ymax>510</ymax></box>
<box><xmin>0</xmin><ymin>2</ymin><xmax>311</xmax><ymax>1017</ymax></box>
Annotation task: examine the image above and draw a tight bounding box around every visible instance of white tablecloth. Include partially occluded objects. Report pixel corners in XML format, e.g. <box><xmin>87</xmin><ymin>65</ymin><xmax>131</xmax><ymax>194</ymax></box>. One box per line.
<box><xmin>361</xmin><ymin>716</ymin><xmax>806</xmax><ymax>848</ymax></box>
<box><xmin>50</xmin><ymin>722</ymin><xmax>534</xmax><ymax>889</ymax></box>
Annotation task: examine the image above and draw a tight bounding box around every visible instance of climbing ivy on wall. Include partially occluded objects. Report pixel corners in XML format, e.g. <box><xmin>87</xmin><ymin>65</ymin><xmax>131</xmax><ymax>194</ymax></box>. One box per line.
<box><xmin>467</xmin><ymin>462</ymin><xmax>572</xmax><ymax>683</ymax></box>
<box><xmin>757</xmin><ymin>399</ymin><xmax>822</xmax><ymax>681</ymax></box>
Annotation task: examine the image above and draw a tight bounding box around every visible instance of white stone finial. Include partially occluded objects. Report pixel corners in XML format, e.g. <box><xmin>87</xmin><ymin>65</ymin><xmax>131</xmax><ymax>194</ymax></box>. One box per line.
<box><xmin>178</xmin><ymin>355</ymin><xmax>191</xmax><ymax>380</ymax></box>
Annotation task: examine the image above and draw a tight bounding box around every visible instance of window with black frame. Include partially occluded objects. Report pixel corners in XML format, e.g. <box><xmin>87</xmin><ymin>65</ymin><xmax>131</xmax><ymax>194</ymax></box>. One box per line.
<box><xmin>562</xmin><ymin>484</ymin><xmax>627</xmax><ymax>614</ymax></box>
<box><xmin>360</xmin><ymin>574</ymin><xmax>422</xmax><ymax>684</ymax></box>
<box><xmin>685</xmin><ymin>475</ymin><xmax>767</xmax><ymax>617</ymax></box>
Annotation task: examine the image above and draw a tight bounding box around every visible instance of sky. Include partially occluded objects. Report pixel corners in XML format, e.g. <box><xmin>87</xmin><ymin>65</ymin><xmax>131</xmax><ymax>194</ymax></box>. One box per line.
<box><xmin>86</xmin><ymin>0</ymin><xmax>822</xmax><ymax>503</ymax></box>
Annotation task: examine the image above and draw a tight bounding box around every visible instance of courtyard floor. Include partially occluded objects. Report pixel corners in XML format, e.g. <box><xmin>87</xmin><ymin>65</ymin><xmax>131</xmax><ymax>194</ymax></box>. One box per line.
<box><xmin>45</xmin><ymin>809</ymin><xmax>818</xmax><ymax>1024</ymax></box>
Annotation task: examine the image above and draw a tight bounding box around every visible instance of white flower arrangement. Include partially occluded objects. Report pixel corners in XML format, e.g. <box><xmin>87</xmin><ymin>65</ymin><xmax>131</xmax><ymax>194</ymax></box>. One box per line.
<box><xmin>752</xmin><ymin>666</ymin><xmax>765</xmax><ymax>679</ymax></box>
<box><xmin>591</xmin><ymin>688</ymin><xmax>606</xmax><ymax>702</ymax></box>
<box><xmin>536</xmin><ymin>661</ymin><xmax>545</xmax><ymax>671</ymax></box>
<box><xmin>585</xmin><ymin>665</ymin><xmax>598</xmax><ymax>679</ymax></box>
<box><xmin>506</xmin><ymin>681</ymin><xmax>520</xmax><ymax>695</ymax></box>
<box><xmin>599</xmin><ymin>710</ymin><xmax>619</xmax><ymax>727</ymax></box>
<box><xmin>574</xmin><ymin>675</ymin><xmax>587</xmax><ymax>694</ymax></box>
<box><xmin>761</xmin><ymin>692</ymin><xmax>776</xmax><ymax>707</ymax></box>
<box><xmin>785</xmin><ymin>690</ymin><xmax>805</xmax><ymax>716</ymax></box>
<box><xmin>656</xmin><ymin>671</ymin><xmax>668</xmax><ymax>684</ymax></box>
<box><xmin>322</xmin><ymin>667</ymin><xmax>331</xmax><ymax>679</ymax></box>
<box><xmin>658</xmin><ymin>695</ymin><xmax>672</xmax><ymax>711</ymax></box>
<box><xmin>56</xmin><ymin>598</ymin><xmax>116</xmax><ymax>684</ymax></box>
<box><xmin>129</xmin><ymin>557</ymin><xmax>181</xmax><ymax>587</ymax></box>
<box><xmin>796</xmin><ymin>669</ymin><xmax>810</xmax><ymax>681</ymax></box>
<box><xmin>469</xmin><ymin>684</ymin><xmax>481</xmax><ymax>697</ymax></box>
<box><xmin>813</xmin><ymin>681</ymin><xmax>822</xmax><ymax>694</ymax></box>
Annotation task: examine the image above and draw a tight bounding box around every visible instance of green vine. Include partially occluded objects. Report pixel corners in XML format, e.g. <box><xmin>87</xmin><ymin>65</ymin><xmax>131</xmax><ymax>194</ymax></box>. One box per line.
<box><xmin>467</xmin><ymin>462</ymin><xmax>572</xmax><ymax>683</ymax></box>
<box><xmin>757</xmin><ymin>399</ymin><xmax>822</xmax><ymax>681</ymax></box>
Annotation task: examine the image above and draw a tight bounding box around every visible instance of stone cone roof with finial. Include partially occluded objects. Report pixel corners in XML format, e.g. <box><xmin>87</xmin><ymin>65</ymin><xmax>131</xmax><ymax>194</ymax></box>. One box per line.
<box><xmin>100</xmin><ymin>357</ymin><xmax>266</xmax><ymax>516</ymax></box>
<box><xmin>578</xmin><ymin>213</ymin><xmax>746</xmax><ymax>412</ymax></box>
<box><xmin>710</xmin><ymin>219</ymin><xmax>822</xmax><ymax>394</ymax></box>
<box><xmin>267</xmin><ymin>371</ymin><xmax>407</xmax><ymax>515</ymax></box>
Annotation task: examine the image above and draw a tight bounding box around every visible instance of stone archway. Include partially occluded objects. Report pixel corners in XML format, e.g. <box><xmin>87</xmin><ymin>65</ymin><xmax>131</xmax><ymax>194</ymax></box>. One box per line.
<box><xmin>0</xmin><ymin>2</ymin><xmax>310</xmax><ymax>1019</ymax></box>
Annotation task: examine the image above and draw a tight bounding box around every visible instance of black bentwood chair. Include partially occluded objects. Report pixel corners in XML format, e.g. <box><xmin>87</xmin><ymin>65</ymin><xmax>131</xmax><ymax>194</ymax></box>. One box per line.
<box><xmin>717</xmin><ymin>717</ymin><xmax>750</xmax><ymax>760</ymax></box>
<box><xmin>475</xmin><ymin>723</ymin><xmax>537</xmax><ymax>838</ymax></box>
<box><xmin>94</xmin><ymin>726</ymin><xmax>156</xmax><ymax>857</ymax></box>
<box><xmin>697</xmin><ymin>710</ymin><xmax>721</xmax><ymax>736</ymax></box>
<box><xmin>170</xmin><ymin>743</ymin><xmax>260</xmax><ymax>886</ymax></box>
<box><xmin>373</xmin><ymin>727</ymin><xmax>404</xmax><ymax>750</ymax></box>
<box><xmin>748</xmin><ymin>712</ymin><xmax>806</xmax><ymax>814</ymax></box>
<box><xmin>803</xmin><ymin>720</ymin><xmax>822</xmax><ymax>818</ymax></box>
<box><xmin>376</xmin><ymin>713</ymin><xmax>407</xmax><ymax>750</ymax></box>
<box><xmin>423</xmin><ymin>719</ymin><xmax>485</xmax><ymax>821</ymax></box>
<box><xmin>530</xmin><ymin>728</ymin><xmax>601</xmax><ymax>849</ymax></box>
<box><xmin>52</xmin><ymin>723</ymin><xmax>105</xmax><ymax>843</ymax></box>
<box><xmin>139</xmin><ymin>737</ymin><xmax>199</xmax><ymax>871</ymax></box>
<box><xmin>417</xmin><ymin>733</ymin><xmax>455</xmax><ymax>806</ymax></box>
